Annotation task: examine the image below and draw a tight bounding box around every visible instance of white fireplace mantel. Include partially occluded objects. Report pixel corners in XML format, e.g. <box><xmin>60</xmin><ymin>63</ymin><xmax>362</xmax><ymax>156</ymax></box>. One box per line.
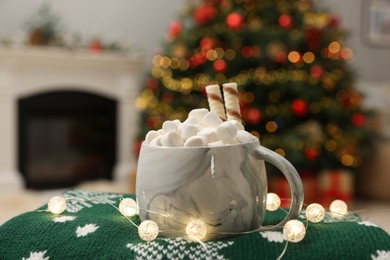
<box><xmin>0</xmin><ymin>47</ymin><xmax>144</xmax><ymax>191</ymax></box>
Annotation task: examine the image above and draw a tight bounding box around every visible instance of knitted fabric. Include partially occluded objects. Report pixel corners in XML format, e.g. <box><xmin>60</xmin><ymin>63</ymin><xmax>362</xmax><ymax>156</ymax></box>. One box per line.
<box><xmin>0</xmin><ymin>190</ymin><xmax>389</xmax><ymax>259</ymax></box>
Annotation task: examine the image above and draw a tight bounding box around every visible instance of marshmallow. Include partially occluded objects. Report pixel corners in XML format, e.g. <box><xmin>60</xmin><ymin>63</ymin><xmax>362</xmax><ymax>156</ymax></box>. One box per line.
<box><xmin>208</xmin><ymin>140</ymin><xmax>224</xmax><ymax>147</ymax></box>
<box><xmin>160</xmin><ymin>131</ymin><xmax>184</xmax><ymax>147</ymax></box>
<box><xmin>157</xmin><ymin>129</ymin><xmax>165</xmax><ymax>136</ymax></box>
<box><xmin>173</xmin><ymin>119</ymin><xmax>181</xmax><ymax>127</ymax></box>
<box><xmin>224</xmin><ymin>139</ymin><xmax>239</xmax><ymax>145</ymax></box>
<box><xmin>188</xmin><ymin>108</ymin><xmax>209</xmax><ymax>122</ymax></box>
<box><xmin>183</xmin><ymin>116</ymin><xmax>200</xmax><ymax>125</ymax></box>
<box><xmin>149</xmin><ymin>136</ymin><xmax>162</xmax><ymax>146</ymax></box>
<box><xmin>236</xmin><ymin>130</ymin><xmax>255</xmax><ymax>143</ymax></box>
<box><xmin>201</xmin><ymin>111</ymin><xmax>223</xmax><ymax>128</ymax></box>
<box><xmin>184</xmin><ymin>136</ymin><xmax>206</xmax><ymax>147</ymax></box>
<box><xmin>145</xmin><ymin>130</ymin><xmax>159</xmax><ymax>144</ymax></box>
<box><xmin>162</xmin><ymin>120</ymin><xmax>179</xmax><ymax>133</ymax></box>
<box><xmin>230</xmin><ymin>120</ymin><xmax>245</xmax><ymax>131</ymax></box>
<box><xmin>179</xmin><ymin>123</ymin><xmax>199</xmax><ymax>140</ymax></box>
<box><xmin>216</xmin><ymin>121</ymin><xmax>238</xmax><ymax>141</ymax></box>
<box><xmin>197</xmin><ymin>127</ymin><xmax>219</xmax><ymax>143</ymax></box>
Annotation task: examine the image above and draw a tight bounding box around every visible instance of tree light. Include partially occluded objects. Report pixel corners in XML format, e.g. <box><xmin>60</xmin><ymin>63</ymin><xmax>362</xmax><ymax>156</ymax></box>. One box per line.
<box><xmin>138</xmin><ymin>220</ymin><xmax>159</xmax><ymax>242</ymax></box>
<box><xmin>266</xmin><ymin>193</ymin><xmax>281</xmax><ymax>211</ymax></box>
<box><xmin>186</xmin><ymin>219</ymin><xmax>208</xmax><ymax>241</ymax></box>
<box><xmin>283</xmin><ymin>219</ymin><xmax>306</xmax><ymax>243</ymax></box>
<box><xmin>329</xmin><ymin>199</ymin><xmax>348</xmax><ymax>216</ymax></box>
<box><xmin>119</xmin><ymin>198</ymin><xmax>139</xmax><ymax>217</ymax></box>
<box><xmin>48</xmin><ymin>196</ymin><xmax>67</xmax><ymax>215</ymax></box>
<box><xmin>305</xmin><ymin>203</ymin><xmax>325</xmax><ymax>223</ymax></box>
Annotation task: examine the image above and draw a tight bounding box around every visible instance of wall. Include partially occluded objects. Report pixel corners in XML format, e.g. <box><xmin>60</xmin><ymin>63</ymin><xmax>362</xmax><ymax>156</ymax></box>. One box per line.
<box><xmin>0</xmin><ymin>0</ymin><xmax>388</xmax><ymax>82</ymax></box>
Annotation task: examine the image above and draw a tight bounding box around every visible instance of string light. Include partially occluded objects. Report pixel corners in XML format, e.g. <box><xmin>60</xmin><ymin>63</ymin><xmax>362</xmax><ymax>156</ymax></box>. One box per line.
<box><xmin>305</xmin><ymin>203</ymin><xmax>325</xmax><ymax>223</ymax></box>
<box><xmin>138</xmin><ymin>220</ymin><xmax>159</xmax><ymax>242</ymax></box>
<box><xmin>186</xmin><ymin>219</ymin><xmax>208</xmax><ymax>241</ymax></box>
<box><xmin>119</xmin><ymin>198</ymin><xmax>139</xmax><ymax>217</ymax></box>
<box><xmin>48</xmin><ymin>196</ymin><xmax>67</xmax><ymax>215</ymax></box>
<box><xmin>329</xmin><ymin>199</ymin><xmax>348</xmax><ymax>216</ymax></box>
<box><xmin>283</xmin><ymin>219</ymin><xmax>306</xmax><ymax>243</ymax></box>
<box><xmin>266</xmin><ymin>192</ymin><xmax>281</xmax><ymax>211</ymax></box>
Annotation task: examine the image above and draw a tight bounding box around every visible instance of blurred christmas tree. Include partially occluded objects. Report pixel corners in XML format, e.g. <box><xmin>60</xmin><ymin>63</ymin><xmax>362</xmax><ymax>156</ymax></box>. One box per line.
<box><xmin>136</xmin><ymin>0</ymin><xmax>375</xmax><ymax>175</ymax></box>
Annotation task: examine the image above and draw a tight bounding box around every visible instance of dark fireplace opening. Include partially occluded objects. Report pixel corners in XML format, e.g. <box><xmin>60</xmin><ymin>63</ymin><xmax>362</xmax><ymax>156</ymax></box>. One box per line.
<box><xmin>18</xmin><ymin>90</ymin><xmax>117</xmax><ymax>189</ymax></box>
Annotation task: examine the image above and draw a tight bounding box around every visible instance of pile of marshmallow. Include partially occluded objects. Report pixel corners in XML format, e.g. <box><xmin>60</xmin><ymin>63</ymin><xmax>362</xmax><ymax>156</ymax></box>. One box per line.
<box><xmin>144</xmin><ymin>82</ymin><xmax>257</xmax><ymax>147</ymax></box>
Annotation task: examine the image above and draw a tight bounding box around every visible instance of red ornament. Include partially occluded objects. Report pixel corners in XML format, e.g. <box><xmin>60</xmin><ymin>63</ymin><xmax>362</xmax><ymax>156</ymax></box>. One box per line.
<box><xmin>168</xmin><ymin>21</ymin><xmax>182</xmax><ymax>38</ymax></box>
<box><xmin>200</xmin><ymin>37</ymin><xmax>214</xmax><ymax>50</ymax></box>
<box><xmin>276</xmin><ymin>52</ymin><xmax>287</xmax><ymax>63</ymax></box>
<box><xmin>89</xmin><ymin>39</ymin><xmax>103</xmax><ymax>53</ymax></box>
<box><xmin>193</xmin><ymin>3</ymin><xmax>217</xmax><ymax>25</ymax></box>
<box><xmin>162</xmin><ymin>92</ymin><xmax>174</xmax><ymax>104</ymax></box>
<box><xmin>305</xmin><ymin>146</ymin><xmax>320</xmax><ymax>160</ymax></box>
<box><xmin>190</xmin><ymin>51</ymin><xmax>207</xmax><ymax>68</ymax></box>
<box><xmin>146</xmin><ymin>77</ymin><xmax>159</xmax><ymax>90</ymax></box>
<box><xmin>328</xmin><ymin>15</ymin><xmax>340</xmax><ymax>27</ymax></box>
<box><xmin>279</xmin><ymin>14</ymin><xmax>293</xmax><ymax>28</ymax></box>
<box><xmin>292</xmin><ymin>99</ymin><xmax>308</xmax><ymax>117</ymax></box>
<box><xmin>247</xmin><ymin>108</ymin><xmax>262</xmax><ymax>124</ymax></box>
<box><xmin>305</xmin><ymin>28</ymin><xmax>321</xmax><ymax>52</ymax></box>
<box><xmin>213</xmin><ymin>59</ymin><xmax>227</xmax><ymax>73</ymax></box>
<box><xmin>352</xmin><ymin>113</ymin><xmax>366</xmax><ymax>127</ymax></box>
<box><xmin>310</xmin><ymin>65</ymin><xmax>324</xmax><ymax>78</ymax></box>
<box><xmin>241</xmin><ymin>46</ymin><xmax>253</xmax><ymax>58</ymax></box>
<box><xmin>226</xmin><ymin>12</ymin><xmax>244</xmax><ymax>30</ymax></box>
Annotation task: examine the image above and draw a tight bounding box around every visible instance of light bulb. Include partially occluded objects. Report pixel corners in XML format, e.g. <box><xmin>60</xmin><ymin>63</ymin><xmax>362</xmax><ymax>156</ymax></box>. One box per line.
<box><xmin>186</xmin><ymin>219</ymin><xmax>207</xmax><ymax>241</ymax></box>
<box><xmin>283</xmin><ymin>219</ymin><xmax>306</xmax><ymax>243</ymax></box>
<box><xmin>266</xmin><ymin>193</ymin><xmax>281</xmax><ymax>211</ymax></box>
<box><xmin>138</xmin><ymin>220</ymin><xmax>159</xmax><ymax>242</ymax></box>
<box><xmin>329</xmin><ymin>199</ymin><xmax>348</xmax><ymax>216</ymax></box>
<box><xmin>48</xmin><ymin>196</ymin><xmax>67</xmax><ymax>215</ymax></box>
<box><xmin>306</xmin><ymin>203</ymin><xmax>325</xmax><ymax>223</ymax></box>
<box><xmin>119</xmin><ymin>198</ymin><xmax>139</xmax><ymax>217</ymax></box>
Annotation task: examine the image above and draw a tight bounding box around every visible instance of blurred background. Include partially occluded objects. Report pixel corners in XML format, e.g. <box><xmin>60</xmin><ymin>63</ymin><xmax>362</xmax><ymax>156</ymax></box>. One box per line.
<box><xmin>0</xmin><ymin>0</ymin><xmax>389</xmax><ymax>232</ymax></box>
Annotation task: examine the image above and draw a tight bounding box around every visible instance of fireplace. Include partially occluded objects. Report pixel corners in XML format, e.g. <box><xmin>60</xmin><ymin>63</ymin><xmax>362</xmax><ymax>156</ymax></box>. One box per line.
<box><xmin>18</xmin><ymin>91</ymin><xmax>117</xmax><ymax>189</ymax></box>
<box><xmin>0</xmin><ymin>47</ymin><xmax>143</xmax><ymax>191</ymax></box>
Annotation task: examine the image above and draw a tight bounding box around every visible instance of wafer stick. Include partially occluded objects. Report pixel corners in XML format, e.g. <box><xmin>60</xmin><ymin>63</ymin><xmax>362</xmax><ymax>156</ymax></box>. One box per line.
<box><xmin>205</xmin><ymin>84</ymin><xmax>226</xmax><ymax>121</ymax></box>
<box><xmin>222</xmin><ymin>82</ymin><xmax>242</xmax><ymax>123</ymax></box>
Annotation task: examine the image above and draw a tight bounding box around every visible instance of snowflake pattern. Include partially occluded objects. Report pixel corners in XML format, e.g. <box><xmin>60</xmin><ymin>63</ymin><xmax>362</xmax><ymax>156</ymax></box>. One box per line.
<box><xmin>358</xmin><ymin>221</ymin><xmax>378</xmax><ymax>228</ymax></box>
<box><xmin>371</xmin><ymin>250</ymin><xmax>390</xmax><ymax>260</ymax></box>
<box><xmin>53</xmin><ymin>216</ymin><xmax>76</xmax><ymax>223</ymax></box>
<box><xmin>22</xmin><ymin>250</ymin><xmax>49</xmax><ymax>260</ymax></box>
<box><xmin>260</xmin><ymin>231</ymin><xmax>284</xmax><ymax>243</ymax></box>
<box><xmin>63</xmin><ymin>190</ymin><xmax>121</xmax><ymax>213</ymax></box>
<box><xmin>76</xmin><ymin>224</ymin><xmax>99</xmax><ymax>238</ymax></box>
<box><xmin>126</xmin><ymin>237</ymin><xmax>234</xmax><ymax>260</ymax></box>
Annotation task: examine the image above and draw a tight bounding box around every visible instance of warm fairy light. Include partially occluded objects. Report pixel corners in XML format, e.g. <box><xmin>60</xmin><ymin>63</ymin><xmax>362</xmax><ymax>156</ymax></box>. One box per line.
<box><xmin>266</xmin><ymin>193</ymin><xmax>281</xmax><ymax>211</ymax></box>
<box><xmin>288</xmin><ymin>51</ymin><xmax>300</xmax><ymax>63</ymax></box>
<box><xmin>341</xmin><ymin>154</ymin><xmax>354</xmax><ymax>166</ymax></box>
<box><xmin>305</xmin><ymin>203</ymin><xmax>325</xmax><ymax>223</ymax></box>
<box><xmin>186</xmin><ymin>219</ymin><xmax>208</xmax><ymax>241</ymax></box>
<box><xmin>275</xmin><ymin>148</ymin><xmax>286</xmax><ymax>157</ymax></box>
<box><xmin>283</xmin><ymin>219</ymin><xmax>306</xmax><ymax>243</ymax></box>
<box><xmin>48</xmin><ymin>196</ymin><xmax>67</xmax><ymax>215</ymax></box>
<box><xmin>119</xmin><ymin>198</ymin><xmax>139</xmax><ymax>217</ymax></box>
<box><xmin>138</xmin><ymin>220</ymin><xmax>159</xmax><ymax>242</ymax></box>
<box><xmin>330</xmin><ymin>200</ymin><xmax>348</xmax><ymax>216</ymax></box>
<box><xmin>303</xmin><ymin>52</ymin><xmax>315</xmax><ymax>63</ymax></box>
<box><xmin>328</xmin><ymin>41</ymin><xmax>341</xmax><ymax>54</ymax></box>
<box><xmin>266</xmin><ymin>121</ymin><xmax>278</xmax><ymax>133</ymax></box>
<box><xmin>224</xmin><ymin>49</ymin><xmax>236</xmax><ymax>60</ymax></box>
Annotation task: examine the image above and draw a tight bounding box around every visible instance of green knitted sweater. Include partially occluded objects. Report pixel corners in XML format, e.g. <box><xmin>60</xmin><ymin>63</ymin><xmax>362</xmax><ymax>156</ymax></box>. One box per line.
<box><xmin>0</xmin><ymin>190</ymin><xmax>389</xmax><ymax>259</ymax></box>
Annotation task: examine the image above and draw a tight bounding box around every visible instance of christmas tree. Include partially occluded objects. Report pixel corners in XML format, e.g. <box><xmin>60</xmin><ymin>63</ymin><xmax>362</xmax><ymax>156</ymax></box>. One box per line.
<box><xmin>136</xmin><ymin>0</ymin><xmax>374</xmax><ymax>175</ymax></box>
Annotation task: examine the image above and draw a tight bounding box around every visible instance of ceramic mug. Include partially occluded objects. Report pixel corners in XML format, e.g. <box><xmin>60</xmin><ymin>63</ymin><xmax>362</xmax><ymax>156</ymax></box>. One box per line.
<box><xmin>136</xmin><ymin>139</ymin><xmax>304</xmax><ymax>240</ymax></box>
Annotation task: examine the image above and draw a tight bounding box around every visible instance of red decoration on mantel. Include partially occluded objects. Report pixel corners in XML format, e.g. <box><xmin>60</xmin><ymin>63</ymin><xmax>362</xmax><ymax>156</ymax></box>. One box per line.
<box><xmin>89</xmin><ymin>40</ymin><xmax>103</xmax><ymax>53</ymax></box>
<box><xmin>352</xmin><ymin>113</ymin><xmax>366</xmax><ymax>127</ymax></box>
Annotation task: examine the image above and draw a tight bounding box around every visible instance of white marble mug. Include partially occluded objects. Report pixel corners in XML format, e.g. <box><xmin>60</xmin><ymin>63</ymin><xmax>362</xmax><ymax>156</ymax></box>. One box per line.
<box><xmin>136</xmin><ymin>139</ymin><xmax>304</xmax><ymax>240</ymax></box>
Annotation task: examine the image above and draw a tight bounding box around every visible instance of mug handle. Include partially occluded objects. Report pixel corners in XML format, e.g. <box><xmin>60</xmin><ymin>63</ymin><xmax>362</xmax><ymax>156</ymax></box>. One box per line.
<box><xmin>251</xmin><ymin>145</ymin><xmax>304</xmax><ymax>230</ymax></box>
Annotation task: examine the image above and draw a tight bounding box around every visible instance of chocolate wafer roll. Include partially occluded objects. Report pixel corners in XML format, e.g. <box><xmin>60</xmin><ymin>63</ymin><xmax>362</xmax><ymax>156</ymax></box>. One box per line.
<box><xmin>222</xmin><ymin>82</ymin><xmax>242</xmax><ymax>123</ymax></box>
<box><xmin>205</xmin><ymin>84</ymin><xmax>226</xmax><ymax>121</ymax></box>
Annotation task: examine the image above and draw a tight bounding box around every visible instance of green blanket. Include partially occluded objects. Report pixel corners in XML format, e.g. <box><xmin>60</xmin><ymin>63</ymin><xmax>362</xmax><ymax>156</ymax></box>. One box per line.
<box><xmin>0</xmin><ymin>190</ymin><xmax>389</xmax><ymax>259</ymax></box>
